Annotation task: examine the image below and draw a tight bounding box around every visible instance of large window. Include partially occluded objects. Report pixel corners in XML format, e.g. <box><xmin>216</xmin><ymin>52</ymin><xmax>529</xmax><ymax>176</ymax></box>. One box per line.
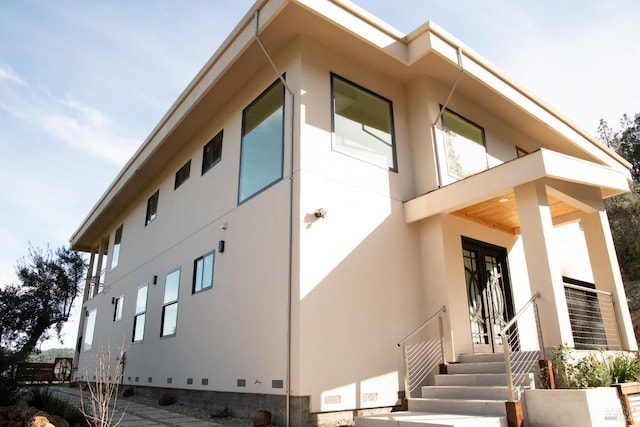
<box><xmin>161</xmin><ymin>269</ymin><xmax>180</xmax><ymax>337</ymax></box>
<box><xmin>110</xmin><ymin>224</ymin><xmax>123</xmax><ymax>269</ymax></box>
<box><xmin>442</xmin><ymin>109</ymin><xmax>487</xmax><ymax>178</ymax></box>
<box><xmin>84</xmin><ymin>309</ymin><xmax>97</xmax><ymax>351</ymax></box>
<box><xmin>202</xmin><ymin>130</ymin><xmax>223</xmax><ymax>175</ymax></box>
<box><xmin>331</xmin><ymin>74</ymin><xmax>396</xmax><ymax>170</ymax></box>
<box><xmin>145</xmin><ymin>190</ymin><xmax>159</xmax><ymax>226</ymax></box>
<box><xmin>193</xmin><ymin>251</ymin><xmax>215</xmax><ymax>293</ymax></box>
<box><xmin>133</xmin><ymin>284</ymin><xmax>148</xmax><ymax>342</ymax></box>
<box><xmin>238</xmin><ymin>79</ymin><xmax>284</xmax><ymax>203</ymax></box>
<box><xmin>174</xmin><ymin>160</ymin><xmax>191</xmax><ymax>189</ymax></box>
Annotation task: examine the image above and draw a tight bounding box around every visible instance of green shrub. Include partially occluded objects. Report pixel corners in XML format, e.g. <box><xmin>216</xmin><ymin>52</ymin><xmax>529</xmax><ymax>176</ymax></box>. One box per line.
<box><xmin>552</xmin><ymin>344</ymin><xmax>640</xmax><ymax>388</ymax></box>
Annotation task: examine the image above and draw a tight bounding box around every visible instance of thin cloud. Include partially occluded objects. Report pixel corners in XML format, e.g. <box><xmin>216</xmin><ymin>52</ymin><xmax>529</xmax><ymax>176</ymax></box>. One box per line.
<box><xmin>0</xmin><ymin>70</ymin><xmax>137</xmax><ymax>165</ymax></box>
<box><xmin>0</xmin><ymin>65</ymin><xmax>27</xmax><ymax>86</ymax></box>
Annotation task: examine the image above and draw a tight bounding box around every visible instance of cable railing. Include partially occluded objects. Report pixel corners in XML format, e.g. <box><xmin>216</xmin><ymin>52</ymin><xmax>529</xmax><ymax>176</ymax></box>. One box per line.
<box><xmin>564</xmin><ymin>283</ymin><xmax>621</xmax><ymax>351</ymax></box>
<box><xmin>499</xmin><ymin>292</ymin><xmax>542</xmax><ymax>401</ymax></box>
<box><xmin>398</xmin><ymin>306</ymin><xmax>447</xmax><ymax>398</ymax></box>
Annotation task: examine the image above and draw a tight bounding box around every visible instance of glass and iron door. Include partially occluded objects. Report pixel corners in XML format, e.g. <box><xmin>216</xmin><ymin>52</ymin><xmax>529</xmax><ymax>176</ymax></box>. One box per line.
<box><xmin>462</xmin><ymin>238</ymin><xmax>515</xmax><ymax>353</ymax></box>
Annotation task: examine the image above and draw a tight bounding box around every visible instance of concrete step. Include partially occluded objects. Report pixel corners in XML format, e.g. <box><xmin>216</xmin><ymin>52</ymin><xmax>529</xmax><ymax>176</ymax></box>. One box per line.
<box><xmin>355</xmin><ymin>411</ymin><xmax>507</xmax><ymax>427</ymax></box>
<box><xmin>457</xmin><ymin>353</ymin><xmax>506</xmax><ymax>364</ymax></box>
<box><xmin>421</xmin><ymin>385</ymin><xmax>511</xmax><ymax>400</ymax></box>
<box><xmin>409</xmin><ymin>397</ymin><xmax>507</xmax><ymax>417</ymax></box>
<box><xmin>434</xmin><ymin>373</ymin><xmax>534</xmax><ymax>388</ymax></box>
<box><xmin>446</xmin><ymin>361</ymin><xmax>506</xmax><ymax>374</ymax></box>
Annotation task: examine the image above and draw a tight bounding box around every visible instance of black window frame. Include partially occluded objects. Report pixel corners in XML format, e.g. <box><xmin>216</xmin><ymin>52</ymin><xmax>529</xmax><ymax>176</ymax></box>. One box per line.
<box><xmin>202</xmin><ymin>130</ymin><xmax>223</xmax><ymax>175</ymax></box>
<box><xmin>110</xmin><ymin>224</ymin><xmax>123</xmax><ymax>269</ymax></box>
<box><xmin>132</xmin><ymin>283</ymin><xmax>148</xmax><ymax>343</ymax></box>
<box><xmin>238</xmin><ymin>78</ymin><xmax>285</xmax><ymax>204</ymax></box>
<box><xmin>161</xmin><ymin>268</ymin><xmax>180</xmax><ymax>338</ymax></box>
<box><xmin>192</xmin><ymin>251</ymin><xmax>215</xmax><ymax>294</ymax></box>
<box><xmin>145</xmin><ymin>190</ymin><xmax>159</xmax><ymax>226</ymax></box>
<box><xmin>330</xmin><ymin>73</ymin><xmax>398</xmax><ymax>172</ymax></box>
<box><xmin>174</xmin><ymin>160</ymin><xmax>192</xmax><ymax>189</ymax></box>
<box><xmin>113</xmin><ymin>295</ymin><xmax>124</xmax><ymax>322</ymax></box>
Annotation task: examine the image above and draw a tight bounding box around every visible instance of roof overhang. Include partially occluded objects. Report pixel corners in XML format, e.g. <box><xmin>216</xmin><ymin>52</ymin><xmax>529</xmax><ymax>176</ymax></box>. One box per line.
<box><xmin>404</xmin><ymin>148</ymin><xmax>631</xmax><ymax>234</ymax></box>
<box><xmin>70</xmin><ymin>0</ymin><xmax>632</xmax><ymax>250</ymax></box>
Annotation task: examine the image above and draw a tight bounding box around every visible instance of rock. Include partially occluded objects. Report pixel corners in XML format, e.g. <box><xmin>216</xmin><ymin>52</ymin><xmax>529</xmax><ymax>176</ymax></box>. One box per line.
<box><xmin>158</xmin><ymin>394</ymin><xmax>176</xmax><ymax>406</ymax></box>
<box><xmin>29</xmin><ymin>415</ymin><xmax>54</xmax><ymax>427</ymax></box>
<box><xmin>121</xmin><ymin>387</ymin><xmax>134</xmax><ymax>398</ymax></box>
<box><xmin>253</xmin><ymin>410</ymin><xmax>271</xmax><ymax>427</ymax></box>
<box><xmin>210</xmin><ymin>407</ymin><xmax>229</xmax><ymax>418</ymax></box>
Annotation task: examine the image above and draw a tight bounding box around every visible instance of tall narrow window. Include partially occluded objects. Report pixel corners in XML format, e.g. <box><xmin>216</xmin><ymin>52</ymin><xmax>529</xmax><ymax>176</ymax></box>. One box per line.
<box><xmin>111</xmin><ymin>225</ymin><xmax>123</xmax><ymax>269</ymax></box>
<box><xmin>239</xmin><ymin>79</ymin><xmax>284</xmax><ymax>203</ymax></box>
<box><xmin>331</xmin><ymin>74</ymin><xmax>396</xmax><ymax>170</ymax></box>
<box><xmin>174</xmin><ymin>160</ymin><xmax>191</xmax><ymax>189</ymax></box>
<box><xmin>202</xmin><ymin>130</ymin><xmax>223</xmax><ymax>175</ymax></box>
<box><xmin>193</xmin><ymin>251</ymin><xmax>215</xmax><ymax>293</ymax></box>
<box><xmin>161</xmin><ymin>269</ymin><xmax>180</xmax><ymax>337</ymax></box>
<box><xmin>442</xmin><ymin>109</ymin><xmax>487</xmax><ymax>179</ymax></box>
<box><xmin>145</xmin><ymin>190</ymin><xmax>159</xmax><ymax>225</ymax></box>
<box><xmin>133</xmin><ymin>284</ymin><xmax>148</xmax><ymax>342</ymax></box>
<box><xmin>84</xmin><ymin>309</ymin><xmax>97</xmax><ymax>351</ymax></box>
<box><xmin>113</xmin><ymin>295</ymin><xmax>124</xmax><ymax>321</ymax></box>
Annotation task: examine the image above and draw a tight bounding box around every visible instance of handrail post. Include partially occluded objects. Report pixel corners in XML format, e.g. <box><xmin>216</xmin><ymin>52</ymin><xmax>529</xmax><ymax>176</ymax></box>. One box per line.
<box><xmin>533</xmin><ymin>299</ymin><xmax>545</xmax><ymax>357</ymax></box>
<box><xmin>438</xmin><ymin>311</ymin><xmax>446</xmax><ymax>367</ymax></box>
<box><xmin>503</xmin><ymin>332</ymin><xmax>515</xmax><ymax>401</ymax></box>
<box><xmin>402</xmin><ymin>343</ymin><xmax>410</xmax><ymax>398</ymax></box>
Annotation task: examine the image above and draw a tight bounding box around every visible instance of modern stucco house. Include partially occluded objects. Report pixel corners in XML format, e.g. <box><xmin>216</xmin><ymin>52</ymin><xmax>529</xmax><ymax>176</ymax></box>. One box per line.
<box><xmin>70</xmin><ymin>1</ymin><xmax>638</xmax><ymax>426</ymax></box>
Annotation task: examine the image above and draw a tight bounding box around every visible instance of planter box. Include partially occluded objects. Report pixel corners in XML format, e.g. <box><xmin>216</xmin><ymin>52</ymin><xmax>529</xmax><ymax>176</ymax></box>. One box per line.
<box><xmin>525</xmin><ymin>388</ymin><xmax>626</xmax><ymax>427</ymax></box>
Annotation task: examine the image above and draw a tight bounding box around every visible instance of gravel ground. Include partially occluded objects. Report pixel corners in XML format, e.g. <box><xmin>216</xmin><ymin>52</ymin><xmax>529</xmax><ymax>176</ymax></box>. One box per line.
<box><xmin>121</xmin><ymin>394</ymin><xmax>255</xmax><ymax>426</ymax></box>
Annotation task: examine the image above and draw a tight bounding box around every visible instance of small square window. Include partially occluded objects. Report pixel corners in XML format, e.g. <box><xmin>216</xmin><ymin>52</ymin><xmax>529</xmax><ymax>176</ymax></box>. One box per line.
<box><xmin>145</xmin><ymin>190</ymin><xmax>159</xmax><ymax>226</ymax></box>
<box><xmin>202</xmin><ymin>131</ymin><xmax>223</xmax><ymax>175</ymax></box>
<box><xmin>174</xmin><ymin>160</ymin><xmax>191</xmax><ymax>189</ymax></box>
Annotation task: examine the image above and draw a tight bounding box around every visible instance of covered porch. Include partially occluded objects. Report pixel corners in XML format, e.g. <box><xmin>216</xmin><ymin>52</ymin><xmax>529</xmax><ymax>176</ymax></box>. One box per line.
<box><xmin>404</xmin><ymin>148</ymin><xmax>637</xmax><ymax>358</ymax></box>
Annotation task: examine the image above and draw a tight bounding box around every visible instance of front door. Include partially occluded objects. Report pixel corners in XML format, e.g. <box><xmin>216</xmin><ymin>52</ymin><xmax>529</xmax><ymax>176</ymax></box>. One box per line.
<box><xmin>462</xmin><ymin>237</ymin><xmax>515</xmax><ymax>353</ymax></box>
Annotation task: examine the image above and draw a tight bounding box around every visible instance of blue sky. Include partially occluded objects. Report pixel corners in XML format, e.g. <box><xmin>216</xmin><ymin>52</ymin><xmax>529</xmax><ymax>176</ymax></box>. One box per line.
<box><xmin>1</xmin><ymin>0</ymin><xmax>638</xmax><ymax>350</ymax></box>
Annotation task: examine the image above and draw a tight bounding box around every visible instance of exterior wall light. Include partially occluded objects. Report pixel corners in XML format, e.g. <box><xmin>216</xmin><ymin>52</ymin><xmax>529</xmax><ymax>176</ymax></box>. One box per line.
<box><xmin>314</xmin><ymin>208</ymin><xmax>327</xmax><ymax>219</ymax></box>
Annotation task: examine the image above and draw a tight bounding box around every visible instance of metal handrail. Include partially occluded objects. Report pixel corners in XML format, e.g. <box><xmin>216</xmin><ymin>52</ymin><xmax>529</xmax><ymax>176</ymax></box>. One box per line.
<box><xmin>398</xmin><ymin>305</ymin><xmax>447</xmax><ymax>398</ymax></box>
<box><xmin>499</xmin><ymin>291</ymin><xmax>540</xmax><ymax>336</ymax></box>
<box><xmin>563</xmin><ymin>282</ymin><xmax>613</xmax><ymax>297</ymax></box>
<box><xmin>398</xmin><ymin>305</ymin><xmax>447</xmax><ymax>347</ymax></box>
<box><xmin>499</xmin><ymin>291</ymin><xmax>542</xmax><ymax>402</ymax></box>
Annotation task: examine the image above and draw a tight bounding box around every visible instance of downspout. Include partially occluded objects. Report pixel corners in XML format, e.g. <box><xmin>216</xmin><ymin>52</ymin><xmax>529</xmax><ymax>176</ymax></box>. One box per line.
<box><xmin>431</xmin><ymin>47</ymin><xmax>464</xmax><ymax>188</ymax></box>
<box><xmin>254</xmin><ymin>10</ymin><xmax>295</xmax><ymax>427</ymax></box>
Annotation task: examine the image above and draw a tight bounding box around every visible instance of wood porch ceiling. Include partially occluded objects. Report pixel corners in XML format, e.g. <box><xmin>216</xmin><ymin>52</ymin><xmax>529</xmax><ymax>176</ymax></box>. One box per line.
<box><xmin>451</xmin><ymin>192</ymin><xmax>579</xmax><ymax>235</ymax></box>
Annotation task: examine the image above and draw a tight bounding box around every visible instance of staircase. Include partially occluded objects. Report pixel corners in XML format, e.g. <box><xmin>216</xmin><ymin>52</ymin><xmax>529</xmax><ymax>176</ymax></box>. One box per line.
<box><xmin>355</xmin><ymin>353</ymin><xmax>536</xmax><ymax>427</ymax></box>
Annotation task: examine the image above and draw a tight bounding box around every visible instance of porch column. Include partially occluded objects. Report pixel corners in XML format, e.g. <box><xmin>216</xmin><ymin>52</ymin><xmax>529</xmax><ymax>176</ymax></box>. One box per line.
<box><xmin>581</xmin><ymin>207</ymin><xmax>638</xmax><ymax>350</ymax></box>
<box><xmin>514</xmin><ymin>181</ymin><xmax>574</xmax><ymax>350</ymax></box>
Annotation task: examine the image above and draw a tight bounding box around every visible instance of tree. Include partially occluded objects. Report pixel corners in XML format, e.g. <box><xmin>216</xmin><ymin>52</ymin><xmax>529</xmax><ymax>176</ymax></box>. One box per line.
<box><xmin>0</xmin><ymin>245</ymin><xmax>86</xmax><ymax>376</ymax></box>
<box><xmin>599</xmin><ymin>113</ymin><xmax>640</xmax><ymax>180</ymax></box>
<box><xmin>600</xmin><ymin>114</ymin><xmax>640</xmax><ymax>308</ymax></box>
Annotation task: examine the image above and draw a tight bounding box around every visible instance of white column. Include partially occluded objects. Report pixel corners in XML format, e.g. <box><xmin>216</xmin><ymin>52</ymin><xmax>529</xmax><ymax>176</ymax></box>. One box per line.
<box><xmin>581</xmin><ymin>208</ymin><xmax>638</xmax><ymax>351</ymax></box>
<box><xmin>514</xmin><ymin>181</ymin><xmax>574</xmax><ymax>350</ymax></box>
